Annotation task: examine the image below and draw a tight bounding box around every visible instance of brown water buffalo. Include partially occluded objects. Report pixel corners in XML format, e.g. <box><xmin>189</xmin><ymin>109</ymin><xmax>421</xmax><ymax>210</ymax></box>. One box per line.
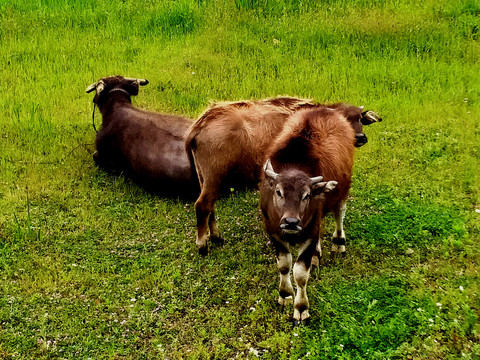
<box><xmin>86</xmin><ymin>76</ymin><xmax>198</xmax><ymax>198</ymax></box>
<box><xmin>185</xmin><ymin>97</ymin><xmax>380</xmax><ymax>254</ymax></box>
<box><xmin>260</xmin><ymin>107</ymin><xmax>355</xmax><ymax>325</ymax></box>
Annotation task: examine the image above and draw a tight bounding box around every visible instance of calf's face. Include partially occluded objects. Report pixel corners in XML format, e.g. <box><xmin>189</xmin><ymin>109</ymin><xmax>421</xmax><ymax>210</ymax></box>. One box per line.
<box><xmin>264</xmin><ymin>161</ymin><xmax>337</xmax><ymax>235</ymax></box>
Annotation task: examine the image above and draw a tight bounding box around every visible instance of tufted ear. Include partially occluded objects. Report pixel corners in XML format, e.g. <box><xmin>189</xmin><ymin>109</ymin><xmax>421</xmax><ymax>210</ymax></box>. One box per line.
<box><xmin>361</xmin><ymin>110</ymin><xmax>382</xmax><ymax>125</ymax></box>
<box><xmin>312</xmin><ymin>180</ymin><xmax>337</xmax><ymax>197</ymax></box>
<box><xmin>85</xmin><ymin>80</ymin><xmax>105</xmax><ymax>94</ymax></box>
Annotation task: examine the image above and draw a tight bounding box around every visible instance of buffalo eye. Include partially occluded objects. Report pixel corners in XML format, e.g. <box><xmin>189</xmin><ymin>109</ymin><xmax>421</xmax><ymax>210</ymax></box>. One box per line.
<box><xmin>302</xmin><ymin>192</ymin><xmax>311</xmax><ymax>201</ymax></box>
<box><xmin>275</xmin><ymin>189</ymin><xmax>283</xmax><ymax>198</ymax></box>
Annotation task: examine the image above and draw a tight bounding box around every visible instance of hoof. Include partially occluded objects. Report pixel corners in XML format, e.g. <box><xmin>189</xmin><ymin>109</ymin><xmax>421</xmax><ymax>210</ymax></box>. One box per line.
<box><xmin>292</xmin><ymin>317</ymin><xmax>310</xmax><ymax>327</ymax></box>
<box><xmin>331</xmin><ymin>251</ymin><xmax>346</xmax><ymax>258</ymax></box>
<box><xmin>93</xmin><ymin>151</ymin><xmax>101</xmax><ymax>166</ymax></box>
<box><xmin>210</xmin><ymin>235</ymin><xmax>224</xmax><ymax>245</ymax></box>
<box><xmin>198</xmin><ymin>245</ymin><xmax>208</xmax><ymax>256</ymax></box>
<box><xmin>310</xmin><ymin>265</ymin><xmax>320</xmax><ymax>279</ymax></box>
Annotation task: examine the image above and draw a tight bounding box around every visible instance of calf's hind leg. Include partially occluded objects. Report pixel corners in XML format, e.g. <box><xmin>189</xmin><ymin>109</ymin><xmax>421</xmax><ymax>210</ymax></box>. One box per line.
<box><xmin>208</xmin><ymin>210</ymin><xmax>222</xmax><ymax>243</ymax></box>
<box><xmin>194</xmin><ymin>184</ymin><xmax>219</xmax><ymax>255</ymax></box>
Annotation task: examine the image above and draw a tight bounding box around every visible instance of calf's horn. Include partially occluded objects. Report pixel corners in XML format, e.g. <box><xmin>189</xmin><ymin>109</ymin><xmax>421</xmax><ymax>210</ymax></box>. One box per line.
<box><xmin>264</xmin><ymin>159</ymin><xmax>278</xmax><ymax>181</ymax></box>
<box><xmin>310</xmin><ymin>176</ymin><xmax>324</xmax><ymax>185</ymax></box>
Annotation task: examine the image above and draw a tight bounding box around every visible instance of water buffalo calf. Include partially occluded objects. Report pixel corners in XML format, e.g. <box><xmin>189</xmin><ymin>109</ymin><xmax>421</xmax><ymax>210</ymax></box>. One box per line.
<box><xmin>260</xmin><ymin>107</ymin><xmax>355</xmax><ymax>324</ymax></box>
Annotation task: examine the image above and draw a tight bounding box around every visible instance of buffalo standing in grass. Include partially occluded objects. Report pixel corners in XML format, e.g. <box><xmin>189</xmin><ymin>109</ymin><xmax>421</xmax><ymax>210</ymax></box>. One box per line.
<box><xmin>186</xmin><ymin>97</ymin><xmax>380</xmax><ymax>254</ymax></box>
<box><xmin>260</xmin><ymin>107</ymin><xmax>355</xmax><ymax>325</ymax></box>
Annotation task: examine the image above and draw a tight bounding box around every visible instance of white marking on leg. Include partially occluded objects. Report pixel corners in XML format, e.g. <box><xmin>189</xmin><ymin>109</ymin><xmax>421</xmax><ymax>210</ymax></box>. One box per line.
<box><xmin>293</xmin><ymin>261</ymin><xmax>310</xmax><ymax>322</ymax></box>
<box><xmin>332</xmin><ymin>201</ymin><xmax>347</xmax><ymax>253</ymax></box>
<box><xmin>276</xmin><ymin>250</ymin><xmax>294</xmax><ymax>305</ymax></box>
<box><xmin>312</xmin><ymin>239</ymin><xmax>322</xmax><ymax>267</ymax></box>
<box><xmin>208</xmin><ymin>212</ymin><xmax>220</xmax><ymax>238</ymax></box>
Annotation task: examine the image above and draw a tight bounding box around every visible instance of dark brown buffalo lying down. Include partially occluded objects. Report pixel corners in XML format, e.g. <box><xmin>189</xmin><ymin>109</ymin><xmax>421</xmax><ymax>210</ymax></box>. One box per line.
<box><xmin>86</xmin><ymin>76</ymin><xmax>198</xmax><ymax>198</ymax></box>
<box><xmin>260</xmin><ymin>107</ymin><xmax>355</xmax><ymax>325</ymax></box>
<box><xmin>185</xmin><ymin>97</ymin><xmax>381</xmax><ymax>254</ymax></box>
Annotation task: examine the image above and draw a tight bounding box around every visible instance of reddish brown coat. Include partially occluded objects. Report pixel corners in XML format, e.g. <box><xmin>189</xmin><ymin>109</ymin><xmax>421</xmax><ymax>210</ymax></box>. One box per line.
<box><xmin>259</xmin><ymin>107</ymin><xmax>356</xmax><ymax>324</ymax></box>
<box><xmin>185</xmin><ymin>97</ymin><xmax>378</xmax><ymax>254</ymax></box>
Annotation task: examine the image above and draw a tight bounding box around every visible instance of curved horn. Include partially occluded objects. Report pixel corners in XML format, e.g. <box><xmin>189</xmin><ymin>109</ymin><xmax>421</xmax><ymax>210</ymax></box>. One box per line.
<box><xmin>310</xmin><ymin>176</ymin><xmax>324</xmax><ymax>185</ymax></box>
<box><xmin>264</xmin><ymin>159</ymin><xmax>278</xmax><ymax>181</ymax></box>
<box><xmin>361</xmin><ymin>110</ymin><xmax>382</xmax><ymax>125</ymax></box>
<box><xmin>85</xmin><ymin>81</ymin><xmax>98</xmax><ymax>93</ymax></box>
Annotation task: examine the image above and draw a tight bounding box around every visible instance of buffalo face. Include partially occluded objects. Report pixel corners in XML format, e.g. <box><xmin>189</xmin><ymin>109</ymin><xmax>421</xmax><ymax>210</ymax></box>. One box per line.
<box><xmin>264</xmin><ymin>160</ymin><xmax>337</xmax><ymax>236</ymax></box>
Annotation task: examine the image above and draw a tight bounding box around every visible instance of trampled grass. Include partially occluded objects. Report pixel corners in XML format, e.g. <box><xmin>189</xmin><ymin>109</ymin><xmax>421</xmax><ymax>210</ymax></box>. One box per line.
<box><xmin>1</xmin><ymin>0</ymin><xmax>479</xmax><ymax>358</ymax></box>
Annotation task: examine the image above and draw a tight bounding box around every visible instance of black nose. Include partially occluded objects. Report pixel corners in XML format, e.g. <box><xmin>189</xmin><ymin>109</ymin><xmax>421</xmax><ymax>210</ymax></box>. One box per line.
<box><xmin>355</xmin><ymin>134</ymin><xmax>368</xmax><ymax>147</ymax></box>
<box><xmin>284</xmin><ymin>217</ymin><xmax>299</xmax><ymax>225</ymax></box>
<box><xmin>281</xmin><ymin>217</ymin><xmax>302</xmax><ymax>232</ymax></box>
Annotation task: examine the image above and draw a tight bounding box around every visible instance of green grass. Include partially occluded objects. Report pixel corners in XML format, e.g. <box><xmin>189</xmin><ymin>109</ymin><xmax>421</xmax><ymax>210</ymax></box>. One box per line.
<box><xmin>1</xmin><ymin>0</ymin><xmax>479</xmax><ymax>358</ymax></box>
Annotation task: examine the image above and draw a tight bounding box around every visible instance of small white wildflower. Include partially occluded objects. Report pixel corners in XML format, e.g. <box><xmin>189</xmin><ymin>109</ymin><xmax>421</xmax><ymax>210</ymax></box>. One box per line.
<box><xmin>293</xmin><ymin>332</ymin><xmax>299</xmax><ymax>337</ymax></box>
<box><xmin>72</xmin><ymin>263</ymin><xmax>77</xmax><ymax>267</ymax></box>
<box><xmin>459</xmin><ymin>286</ymin><xmax>464</xmax><ymax>291</ymax></box>
<box><xmin>429</xmin><ymin>318</ymin><xmax>434</xmax><ymax>323</ymax></box>
<box><xmin>417</xmin><ymin>308</ymin><xmax>423</xmax><ymax>312</ymax></box>
<box><xmin>249</xmin><ymin>307</ymin><xmax>256</xmax><ymax>311</ymax></box>
<box><xmin>436</xmin><ymin>302</ymin><xmax>442</xmax><ymax>308</ymax></box>
<box><xmin>130</xmin><ymin>298</ymin><xmax>137</xmax><ymax>302</ymax></box>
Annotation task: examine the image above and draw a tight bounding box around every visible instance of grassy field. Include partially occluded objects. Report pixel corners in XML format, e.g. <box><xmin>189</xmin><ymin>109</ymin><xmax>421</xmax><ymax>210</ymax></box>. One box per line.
<box><xmin>1</xmin><ymin>0</ymin><xmax>479</xmax><ymax>358</ymax></box>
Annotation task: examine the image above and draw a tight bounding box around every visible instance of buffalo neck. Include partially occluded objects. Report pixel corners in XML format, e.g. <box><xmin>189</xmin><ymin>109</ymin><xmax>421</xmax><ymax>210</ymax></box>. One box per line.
<box><xmin>98</xmin><ymin>91</ymin><xmax>133</xmax><ymax>119</ymax></box>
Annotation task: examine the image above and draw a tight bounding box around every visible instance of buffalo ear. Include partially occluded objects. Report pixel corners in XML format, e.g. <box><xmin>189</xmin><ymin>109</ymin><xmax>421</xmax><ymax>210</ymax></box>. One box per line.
<box><xmin>361</xmin><ymin>110</ymin><xmax>382</xmax><ymax>125</ymax></box>
<box><xmin>312</xmin><ymin>180</ymin><xmax>338</xmax><ymax>197</ymax></box>
<box><xmin>85</xmin><ymin>80</ymin><xmax>105</xmax><ymax>94</ymax></box>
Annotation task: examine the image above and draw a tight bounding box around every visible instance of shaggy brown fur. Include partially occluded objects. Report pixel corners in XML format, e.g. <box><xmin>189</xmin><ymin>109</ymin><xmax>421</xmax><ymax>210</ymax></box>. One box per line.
<box><xmin>185</xmin><ymin>96</ymin><xmax>379</xmax><ymax>254</ymax></box>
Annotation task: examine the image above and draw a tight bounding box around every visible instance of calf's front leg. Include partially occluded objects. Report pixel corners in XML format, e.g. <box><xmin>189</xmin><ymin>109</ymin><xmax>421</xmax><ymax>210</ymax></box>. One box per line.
<box><xmin>274</xmin><ymin>239</ymin><xmax>294</xmax><ymax>307</ymax></box>
<box><xmin>293</xmin><ymin>239</ymin><xmax>316</xmax><ymax>325</ymax></box>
